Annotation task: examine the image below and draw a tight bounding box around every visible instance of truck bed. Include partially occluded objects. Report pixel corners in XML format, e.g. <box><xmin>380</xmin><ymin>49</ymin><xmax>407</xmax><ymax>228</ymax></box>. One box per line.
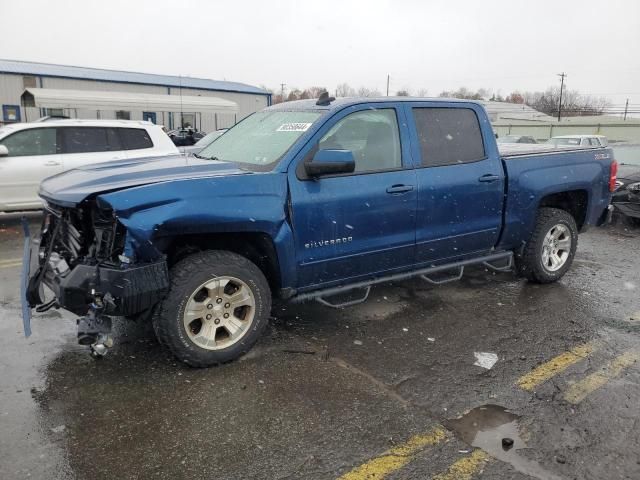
<box><xmin>498</xmin><ymin>143</ymin><xmax>604</xmax><ymax>158</ymax></box>
<box><xmin>497</xmin><ymin>145</ymin><xmax>614</xmax><ymax>251</ymax></box>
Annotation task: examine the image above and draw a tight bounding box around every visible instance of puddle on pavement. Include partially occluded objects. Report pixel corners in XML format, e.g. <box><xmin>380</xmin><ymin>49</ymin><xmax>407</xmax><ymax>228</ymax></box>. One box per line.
<box><xmin>445</xmin><ymin>405</ymin><xmax>564</xmax><ymax>480</ymax></box>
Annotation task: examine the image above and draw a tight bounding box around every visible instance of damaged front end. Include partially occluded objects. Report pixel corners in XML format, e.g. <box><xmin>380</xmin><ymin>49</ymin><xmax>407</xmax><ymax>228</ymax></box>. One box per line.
<box><xmin>21</xmin><ymin>199</ymin><xmax>169</xmax><ymax>356</ymax></box>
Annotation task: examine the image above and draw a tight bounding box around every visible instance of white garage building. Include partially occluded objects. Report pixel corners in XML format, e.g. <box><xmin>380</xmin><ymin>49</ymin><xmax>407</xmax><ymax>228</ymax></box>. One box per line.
<box><xmin>0</xmin><ymin>59</ymin><xmax>271</xmax><ymax>132</ymax></box>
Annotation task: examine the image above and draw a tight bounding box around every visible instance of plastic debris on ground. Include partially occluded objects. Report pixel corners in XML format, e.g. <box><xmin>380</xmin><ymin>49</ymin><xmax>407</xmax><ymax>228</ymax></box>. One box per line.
<box><xmin>473</xmin><ymin>352</ymin><xmax>499</xmax><ymax>370</ymax></box>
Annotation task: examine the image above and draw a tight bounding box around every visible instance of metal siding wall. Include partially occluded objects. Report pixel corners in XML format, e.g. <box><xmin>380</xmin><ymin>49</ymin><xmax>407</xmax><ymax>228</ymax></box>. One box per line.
<box><xmin>171</xmin><ymin>87</ymin><xmax>268</xmax><ymax>132</ymax></box>
<box><xmin>40</xmin><ymin>77</ymin><xmax>167</xmax><ymax>124</ymax></box>
<box><xmin>0</xmin><ymin>73</ymin><xmax>26</xmax><ymax>123</ymax></box>
<box><xmin>494</xmin><ymin>122</ymin><xmax>640</xmax><ymax>142</ymax></box>
<box><xmin>0</xmin><ymin>72</ymin><xmax>268</xmax><ymax>130</ymax></box>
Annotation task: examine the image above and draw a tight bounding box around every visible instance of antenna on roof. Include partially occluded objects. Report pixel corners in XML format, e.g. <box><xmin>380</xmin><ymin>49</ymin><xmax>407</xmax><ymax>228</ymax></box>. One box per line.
<box><xmin>316</xmin><ymin>91</ymin><xmax>335</xmax><ymax>106</ymax></box>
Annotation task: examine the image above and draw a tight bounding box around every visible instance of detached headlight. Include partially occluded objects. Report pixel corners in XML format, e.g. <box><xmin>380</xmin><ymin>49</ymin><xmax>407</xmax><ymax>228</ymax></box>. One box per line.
<box><xmin>628</xmin><ymin>182</ymin><xmax>640</xmax><ymax>193</ymax></box>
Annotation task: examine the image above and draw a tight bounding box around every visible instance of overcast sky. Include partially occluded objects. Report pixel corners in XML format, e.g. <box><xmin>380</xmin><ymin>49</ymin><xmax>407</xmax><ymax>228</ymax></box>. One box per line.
<box><xmin>1</xmin><ymin>0</ymin><xmax>639</xmax><ymax>111</ymax></box>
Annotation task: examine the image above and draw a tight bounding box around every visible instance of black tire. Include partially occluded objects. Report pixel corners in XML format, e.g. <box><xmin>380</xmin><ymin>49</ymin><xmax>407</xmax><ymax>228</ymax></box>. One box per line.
<box><xmin>152</xmin><ymin>250</ymin><xmax>271</xmax><ymax>367</ymax></box>
<box><xmin>515</xmin><ymin>207</ymin><xmax>578</xmax><ymax>284</ymax></box>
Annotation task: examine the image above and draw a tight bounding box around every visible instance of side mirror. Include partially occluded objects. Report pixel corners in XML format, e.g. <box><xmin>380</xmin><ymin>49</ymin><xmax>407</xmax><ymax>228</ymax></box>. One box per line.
<box><xmin>305</xmin><ymin>149</ymin><xmax>355</xmax><ymax>177</ymax></box>
<box><xmin>0</xmin><ymin>145</ymin><xmax>8</xmax><ymax>157</ymax></box>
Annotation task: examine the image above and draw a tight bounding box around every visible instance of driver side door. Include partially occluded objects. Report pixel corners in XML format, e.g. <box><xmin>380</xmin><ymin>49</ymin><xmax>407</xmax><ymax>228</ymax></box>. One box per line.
<box><xmin>288</xmin><ymin>104</ymin><xmax>417</xmax><ymax>289</ymax></box>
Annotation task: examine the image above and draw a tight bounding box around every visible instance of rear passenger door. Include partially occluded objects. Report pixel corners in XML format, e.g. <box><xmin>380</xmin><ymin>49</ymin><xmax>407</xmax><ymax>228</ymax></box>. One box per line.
<box><xmin>59</xmin><ymin>127</ymin><xmax>127</xmax><ymax>170</ymax></box>
<box><xmin>406</xmin><ymin>103</ymin><xmax>504</xmax><ymax>264</ymax></box>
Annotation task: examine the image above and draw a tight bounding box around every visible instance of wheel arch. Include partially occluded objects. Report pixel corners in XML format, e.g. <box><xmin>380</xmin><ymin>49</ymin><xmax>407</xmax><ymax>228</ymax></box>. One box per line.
<box><xmin>158</xmin><ymin>232</ymin><xmax>282</xmax><ymax>293</ymax></box>
<box><xmin>538</xmin><ymin>189</ymin><xmax>590</xmax><ymax>231</ymax></box>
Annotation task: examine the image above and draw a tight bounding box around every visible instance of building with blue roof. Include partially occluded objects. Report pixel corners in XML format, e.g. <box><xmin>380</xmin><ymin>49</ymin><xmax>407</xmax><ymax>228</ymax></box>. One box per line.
<box><xmin>0</xmin><ymin>59</ymin><xmax>271</xmax><ymax>132</ymax></box>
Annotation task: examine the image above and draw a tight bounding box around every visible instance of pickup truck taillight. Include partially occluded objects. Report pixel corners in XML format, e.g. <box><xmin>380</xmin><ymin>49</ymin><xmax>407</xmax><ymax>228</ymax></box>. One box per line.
<box><xmin>609</xmin><ymin>160</ymin><xmax>618</xmax><ymax>192</ymax></box>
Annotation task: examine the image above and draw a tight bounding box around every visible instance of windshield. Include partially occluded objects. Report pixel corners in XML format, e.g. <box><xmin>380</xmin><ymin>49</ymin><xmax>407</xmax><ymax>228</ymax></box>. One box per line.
<box><xmin>198</xmin><ymin>111</ymin><xmax>321</xmax><ymax>169</ymax></box>
<box><xmin>194</xmin><ymin>130</ymin><xmax>224</xmax><ymax>146</ymax></box>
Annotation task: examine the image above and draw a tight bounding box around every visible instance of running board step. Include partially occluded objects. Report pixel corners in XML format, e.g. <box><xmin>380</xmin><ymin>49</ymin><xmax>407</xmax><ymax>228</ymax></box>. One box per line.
<box><xmin>483</xmin><ymin>255</ymin><xmax>513</xmax><ymax>272</ymax></box>
<box><xmin>291</xmin><ymin>251</ymin><xmax>514</xmax><ymax>308</ymax></box>
<box><xmin>316</xmin><ymin>286</ymin><xmax>371</xmax><ymax>309</ymax></box>
<box><xmin>421</xmin><ymin>266</ymin><xmax>464</xmax><ymax>285</ymax></box>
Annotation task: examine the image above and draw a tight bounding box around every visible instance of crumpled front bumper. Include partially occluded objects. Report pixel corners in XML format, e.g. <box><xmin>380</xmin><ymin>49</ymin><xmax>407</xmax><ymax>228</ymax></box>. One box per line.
<box><xmin>21</xmin><ymin>218</ymin><xmax>170</xmax><ymax>337</ymax></box>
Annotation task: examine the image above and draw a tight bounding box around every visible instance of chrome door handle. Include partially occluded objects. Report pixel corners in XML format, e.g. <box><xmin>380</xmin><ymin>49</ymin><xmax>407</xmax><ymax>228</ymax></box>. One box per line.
<box><xmin>44</xmin><ymin>161</ymin><xmax>61</xmax><ymax>166</ymax></box>
<box><xmin>386</xmin><ymin>184</ymin><xmax>414</xmax><ymax>194</ymax></box>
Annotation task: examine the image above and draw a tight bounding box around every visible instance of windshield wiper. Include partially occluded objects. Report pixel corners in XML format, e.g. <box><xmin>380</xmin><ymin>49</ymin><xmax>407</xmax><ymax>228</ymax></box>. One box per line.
<box><xmin>193</xmin><ymin>153</ymin><xmax>225</xmax><ymax>162</ymax></box>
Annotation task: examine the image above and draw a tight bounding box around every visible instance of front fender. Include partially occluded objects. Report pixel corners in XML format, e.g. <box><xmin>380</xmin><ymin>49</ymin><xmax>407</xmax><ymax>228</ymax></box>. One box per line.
<box><xmin>97</xmin><ymin>172</ymin><xmax>298</xmax><ymax>288</ymax></box>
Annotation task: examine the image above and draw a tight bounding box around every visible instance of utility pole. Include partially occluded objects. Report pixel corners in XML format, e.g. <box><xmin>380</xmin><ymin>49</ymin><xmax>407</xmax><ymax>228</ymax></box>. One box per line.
<box><xmin>280</xmin><ymin>83</ymin><xmax>286</xmax><ymax>103</ymax></box>
<box><xmin>624</xmin><ymin>98</ymin><xmax>629</xmax><ymax>121</ymax></box>
<box><xmin>386</xmin><ymin>74</ymin><xmax>390</xmax><ymax>96</ymax></box>
<box><xmin>557</xmin><ymin>72</ymin><xmax>567</xmax><ymax>121</ymax></box>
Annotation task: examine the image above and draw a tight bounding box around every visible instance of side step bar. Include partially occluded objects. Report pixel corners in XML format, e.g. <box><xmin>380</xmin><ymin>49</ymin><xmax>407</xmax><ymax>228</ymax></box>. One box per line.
<box><xmin>291</xmin><ymin>251</ymin><xmax>514</xmax><ymax>308</ymax></box>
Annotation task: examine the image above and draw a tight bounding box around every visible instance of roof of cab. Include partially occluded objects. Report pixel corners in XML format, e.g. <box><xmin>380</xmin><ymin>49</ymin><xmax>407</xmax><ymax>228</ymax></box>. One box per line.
<box><xmin>266</xmin><ymin>96</ymin><xmax>482</xmax><ymax>112</ymax></box>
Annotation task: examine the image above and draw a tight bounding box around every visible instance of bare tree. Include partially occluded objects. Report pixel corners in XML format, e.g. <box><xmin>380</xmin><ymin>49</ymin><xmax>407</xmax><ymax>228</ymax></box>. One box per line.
<box><xmin>522</xmin><ymin>87</ymin><xmax>610</xmax><ymax>117</ymax></box>
<box><xmin>505</xmin><ymin>92</ymin><xmax>525</xmax><ymax>104</ymax></box>
<box><xmin>336</xmin><ymin>83</ymin><xmax>356</xmax><ymax>97</ymax></box>
<box><xmin>438</xmin><ymin>87</ymin><xmax>486</xmax><ymax>100</ymax></box>
<box><xmin>307</xmin><ymin>86</ymin><xmax>328</xmax><ymax>99</ymax></box>
<box><xmin>416</xmin><ymin>88</ymin><xmax>429</xmax><ymax>97</ymax></box>
<box><xmin>396</xmin><ymin>89</ymin><xmax>410</xmax><ymax>96</ymax></box>
<box><xmin>287</xmin><ymin>88</ymin><xmax>302</xmax><ymax>102</ymax></box>
<box><xmin>357</xmin><ymin>86</ymin><xmax>382</xmax><ymax>97</ymax></box>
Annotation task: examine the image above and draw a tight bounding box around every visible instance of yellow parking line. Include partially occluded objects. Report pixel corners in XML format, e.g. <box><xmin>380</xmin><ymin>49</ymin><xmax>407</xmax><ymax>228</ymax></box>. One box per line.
<box><xmin>431</xmin><ymin>449</ymin><xmax>490</xmax><ymax>480</ymax></box>
<box><xmin>0</xmin><ymin>258</ymin><xmax>22</xmax><ymax>265</ymax></box>
<box><xmin>0</xmin><ymin>261</ymin><xmax>22</xmax><ymax>269</ymax></box>
<box><xmin>517</xmin><ymin>342</ymin><xmax>595</xmax><ymax>391</ymax></box>
<box><xmin>337</xmin><ymin>426</ymin><xmax>448</xmax><ymax>480</ymax></box>
<box><xmin>564</xmin><ymin>351</ymin><xmax>639</xmax><ymax>404</ymax></box>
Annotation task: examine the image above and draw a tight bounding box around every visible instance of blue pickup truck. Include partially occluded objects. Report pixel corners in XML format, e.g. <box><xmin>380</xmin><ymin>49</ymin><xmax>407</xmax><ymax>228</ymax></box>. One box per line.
<box><xmin>23</xmin><ymin>95</ymin><xmax>617</xmax><ymax>366</ymax></box>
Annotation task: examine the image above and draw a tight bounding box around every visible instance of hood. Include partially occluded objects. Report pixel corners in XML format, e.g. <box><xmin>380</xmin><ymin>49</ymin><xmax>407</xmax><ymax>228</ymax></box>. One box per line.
<box><xmin>39</xmin><ymin>154</ymin><xmax>247</xmax><ymax>207</ymax></box>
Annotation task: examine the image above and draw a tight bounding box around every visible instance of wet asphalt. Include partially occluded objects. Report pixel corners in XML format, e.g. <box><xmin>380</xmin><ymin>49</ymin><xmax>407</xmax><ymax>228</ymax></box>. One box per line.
<box><xmin>0</xmin><ymin>212</ymin><xmax>639</xmax><ymax>480</ymax></box>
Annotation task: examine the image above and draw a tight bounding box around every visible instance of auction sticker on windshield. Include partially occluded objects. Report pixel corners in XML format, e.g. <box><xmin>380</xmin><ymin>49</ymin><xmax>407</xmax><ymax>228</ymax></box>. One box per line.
<box><xmin>277</xmin><ymin>123</ymin><xmax>313</xmax><ymax>132</ymax></box>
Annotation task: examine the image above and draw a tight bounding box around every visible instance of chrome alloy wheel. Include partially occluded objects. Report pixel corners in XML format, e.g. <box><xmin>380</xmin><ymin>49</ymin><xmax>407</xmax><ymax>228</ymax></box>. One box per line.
<box><xmin>541</xmin><ymin>224</ymin><xmax>572</xmax><ymax>272</ymax></box>
<box><xmin>183</xmin><ymin>276</ymin><xmax>256</xmax><ymax>350</ymax></box>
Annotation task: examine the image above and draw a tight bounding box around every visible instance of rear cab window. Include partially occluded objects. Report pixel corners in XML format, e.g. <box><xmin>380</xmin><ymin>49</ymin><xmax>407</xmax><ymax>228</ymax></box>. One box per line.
<box><xmin>412</xmin><ymin>107</ymin><xmax>486</xmax><ymax>167</ymax></box>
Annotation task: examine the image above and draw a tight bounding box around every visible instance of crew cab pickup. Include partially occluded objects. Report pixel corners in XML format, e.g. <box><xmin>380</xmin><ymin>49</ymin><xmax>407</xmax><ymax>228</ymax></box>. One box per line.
<box><xmin>22</xmin><ymin>96</ymin><xmax>617</xmax><ymax>366</ymax></box>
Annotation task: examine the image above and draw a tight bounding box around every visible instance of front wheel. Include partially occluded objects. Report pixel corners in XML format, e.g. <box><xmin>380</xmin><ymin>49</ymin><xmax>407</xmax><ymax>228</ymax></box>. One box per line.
<box><xmin>153</xmin><ymin>250</ymin><xmax>271</xmax><ymax>367</ymax></box>
<box><xmin>516</xmin><ymin>207</ymin><xmax>578</xmax><ymax>283</ymax></box>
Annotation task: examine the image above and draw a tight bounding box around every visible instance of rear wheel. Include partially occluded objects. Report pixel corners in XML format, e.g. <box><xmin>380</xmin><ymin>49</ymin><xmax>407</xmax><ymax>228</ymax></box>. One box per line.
<box><xmin>153</xmin><ymin>250</ymin><xmax>271</xmax><ymax>367</ymax></box>
<box><xmin>516</xmin><ymin>207</ymin><xmax>578</xmax><ymax>283</ymax></box>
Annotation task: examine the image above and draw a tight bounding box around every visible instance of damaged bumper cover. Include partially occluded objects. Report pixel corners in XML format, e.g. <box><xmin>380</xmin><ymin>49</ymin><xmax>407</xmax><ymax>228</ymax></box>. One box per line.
<box><xmin>21</xmin><ymin>218</ymin><xmax>170</xmax><ymax>336</ymax></box>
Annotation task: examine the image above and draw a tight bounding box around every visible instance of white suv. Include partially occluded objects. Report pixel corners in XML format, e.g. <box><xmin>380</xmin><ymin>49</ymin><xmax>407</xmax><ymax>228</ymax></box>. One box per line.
<box><xmin>0</xmin><ymin>119</ymin><xmax>178</xmax><ymax>212</ymax></box>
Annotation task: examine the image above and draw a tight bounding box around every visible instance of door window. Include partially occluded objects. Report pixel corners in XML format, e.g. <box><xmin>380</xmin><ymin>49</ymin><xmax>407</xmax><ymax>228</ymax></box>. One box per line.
<box><xmin>60</xmin><ymin>127</ymin><xmax>122</xmax><ymax>153</ymax></box>
<box><xmin>318</xmin><ymin>109</ymin><xmax>402</xmax><ymax>173</ymax></box>
<box><xmin>413</xmin><ymin>108</ymin><xmax>485</xmax><ymax>167</ymax></box>
<box><xmin>119</xmin><ymin>128</ymin><xmax>154</xmax><ymax>150</ymax></box>
<box><xmin>1</xmin><ymin>128</ymin><xmax>57</xmax><ymax>156</ymax></box>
